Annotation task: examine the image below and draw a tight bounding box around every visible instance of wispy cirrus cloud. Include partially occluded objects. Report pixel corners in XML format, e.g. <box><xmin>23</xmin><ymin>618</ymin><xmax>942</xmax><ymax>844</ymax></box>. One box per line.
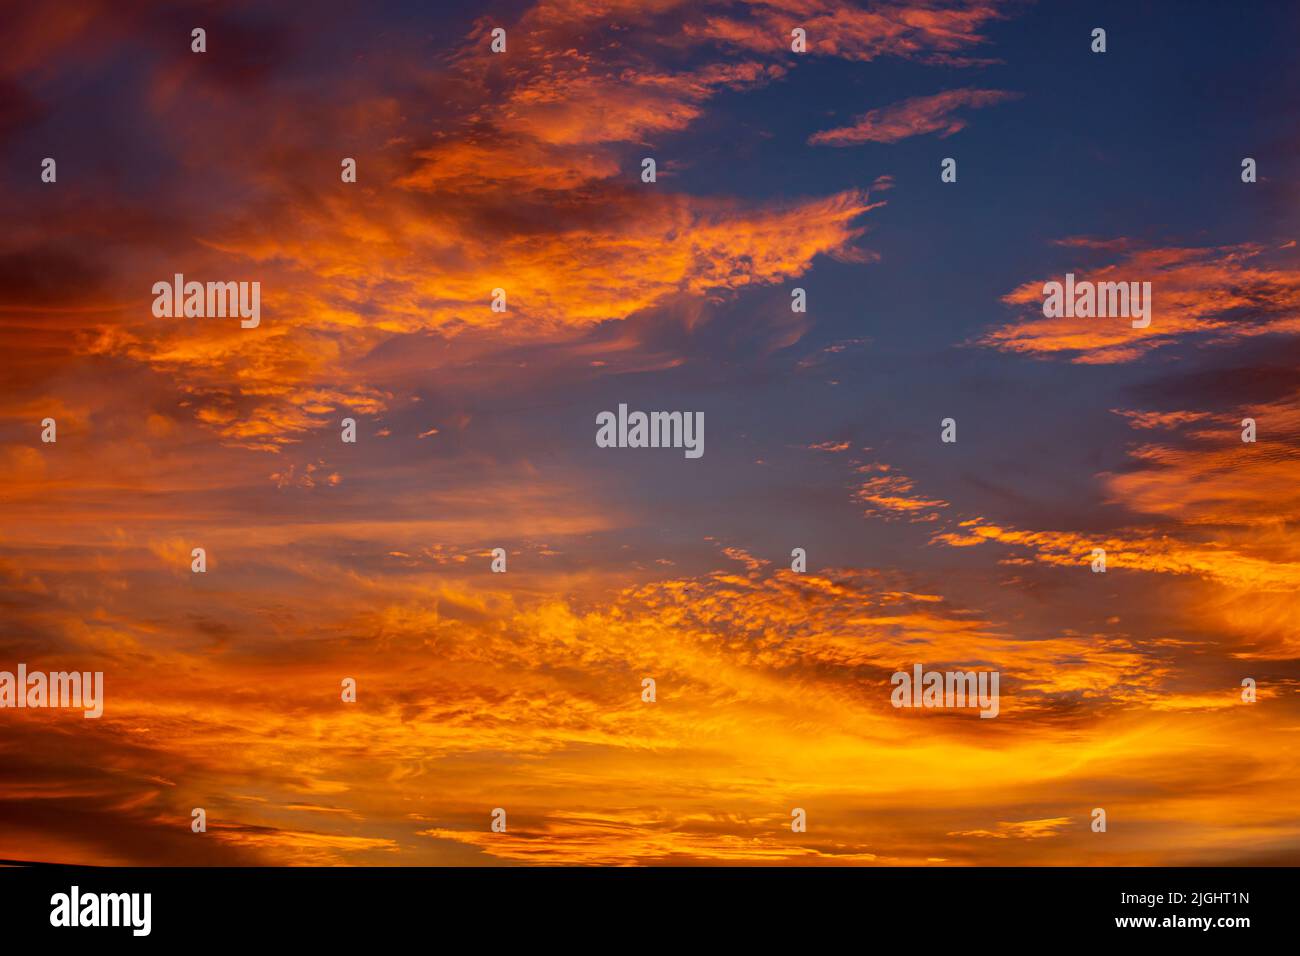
<box><xmin>981</xmin><ymin>240</ymin><xmax>1300</xmax><ymax>363</ymax></box>
<box><xmin>0</xmin><ymin>0</ymin><xmax>894</xmax><ymax>452</ymax></box>
<box><xmin>810</xmin><ymin>88</ymin><xmax>1020</xmax><ymax>145</ymax></box>
<box><xmin>854</xmin><ymin>463</ymin><xmax>950</xmax><ymax>520</ymax></box>
<box><xmin>685</xmin><ymin>0</ymin><xmax>1011</xmax><ymax>65</ymax></box>
<box><xmin>5</xmin><ymin>532</ymin><xmax>1290</xmax><ymax>866</ymax></box>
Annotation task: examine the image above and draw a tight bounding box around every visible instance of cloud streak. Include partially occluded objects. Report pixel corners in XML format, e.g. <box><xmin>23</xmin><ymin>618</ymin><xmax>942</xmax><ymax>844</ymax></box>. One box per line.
<box><xmin>810</xmin><ymin>88</ymin><xmax>1020</xmax><ymax>145</ymax></box>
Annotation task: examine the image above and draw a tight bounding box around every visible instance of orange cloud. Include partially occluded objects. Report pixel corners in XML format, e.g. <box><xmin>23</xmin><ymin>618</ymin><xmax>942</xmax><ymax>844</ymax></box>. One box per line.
<box><xmin>809</xmin><ymin>88</ymin><xmax>1020</xmax><ymax>145</ymax></box>
<box><xmin>687</xmin><ymin>0</ymin><xmax>1010</xmax><ymax>65</ymax></box>
<box><xmin>854</xmin><ymin>463</ymin><xmax>949</xmax><ymax>520</ymax></box>
<box><xmin>4</xmin><ymin>0</ymin><xmax>1299</xmax><ymax>872</ymax></box>
<box><xmin>5</xmin><ymin>548</ymin><xmax>1291</xmax><ymax>865</ymax></box>
<box><xmin>981</xmin><ymin>241</ymin><xmax>1300</xmax><ymax>363</ymax></box>
<box><xmin>949</xmin><ymin>817</ymin><xmax>1073</xmax><ymax>839</ymax></box>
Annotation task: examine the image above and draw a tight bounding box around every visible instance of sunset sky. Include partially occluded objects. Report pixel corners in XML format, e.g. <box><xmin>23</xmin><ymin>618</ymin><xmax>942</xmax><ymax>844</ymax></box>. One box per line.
<box><xmin>2</xmin><ymin>0</ymin><xmax>1299</xmax><ymax>866</ymax></box>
